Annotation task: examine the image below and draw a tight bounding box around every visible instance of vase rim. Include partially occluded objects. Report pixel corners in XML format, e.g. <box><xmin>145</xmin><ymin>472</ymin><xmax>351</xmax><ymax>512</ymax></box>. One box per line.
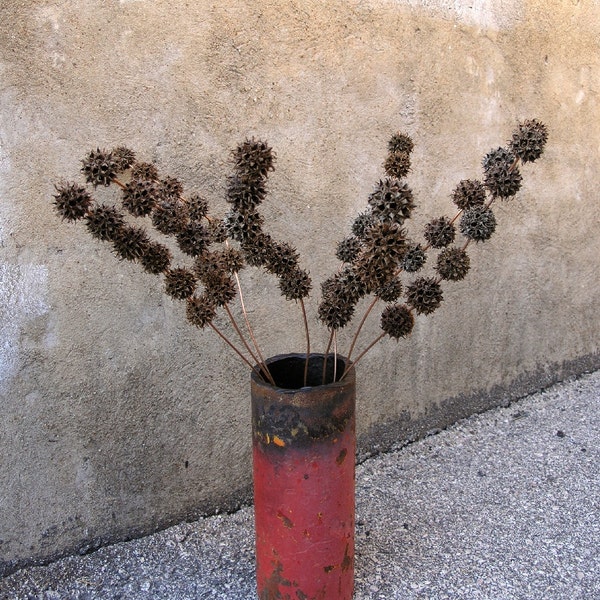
<box><xmin>251</xmin><ymin>352</ymin><xmax>355</xmax><ymax>392</ymax></box>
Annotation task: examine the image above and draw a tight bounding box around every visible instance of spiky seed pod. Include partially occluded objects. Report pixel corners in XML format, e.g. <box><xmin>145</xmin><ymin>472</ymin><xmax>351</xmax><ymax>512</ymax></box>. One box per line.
<box><xmin>384</xmin><ymin>150</ymin><xmax>411</xmax><ymax>180</ymax></box>
<box><xmin>320</xmin><ymin>272</ymin><xmax>343</xmax><ymax>301</ymax></box>
<box><xmin>224</xmin><ymin>209</ymin><xmax>264</xmax><ymax>243</ymax></box>
<box><xmin>227</xmin><ymin>174</ymin><xmax>267</xmax><ymax>211</ymax></box>
<box><xmin>152</xmin><ymin>199</ymin><xmax>189</xmax><ymax>235</ymax></box>
<box><xmin>85</xmin><ymin>205</ymin><xmax>126</xmax><ymax>241</ymax></box>
<box><xmin>452</xmin><ymin>179</ymin><xmax>487</xmax><ymax>210</ymax></box>
<box><xmin>509</xmin><ymin>119</ymin><xmax>548</xmax><ymax>163</ymax></box>
<box><xmin>53</xmin><ymin>182</ymin><xmax>93</xmax><ymax>221</ymax></box>
<box><xmin>139</xmin><ymin>242</ymin><xmax>172</xmax><ymax>274</ymax></box>
<box><xmin>482</xmin><ymin>147</ymin><xmax>514</xmax><ymax>172</ymax></box>
<box><xmin>401</xmin><ymin>243</ymin><xmax>427</xmax><ymax>273</ymax></box>
<box><xmin>368</xmin><ymin>178</ymin><xmax>415</xmax><ymax>224</ymax></box>
<box><xmin>388</xmin><ymin>133</ymin><xmax>414</xmax><ymax>155</ymax></box>
<box><xmin>186</xmin><ymin>295</ymin><xmax>217</xmax><ymax>329</ymax></box>
<box><xmin>159</xmin><ymin>176</ymin><xmax>184</xmax><ymax>199</ymax></box>
<box><xmin>355</xmin><ymin>254</ymin><xmax>396</xmax><ymax>292</ymax></box>
<box><xmin>81</xmin><ymin>149</ymin><xmax>118</xmax><ymax>187</ymax></box>
<box><xmin>240</xmin><ymin>232</ymin><xmax>274</xmax><ymax>268</ymax></box>
<box><xmin>220</xmin><ymin>247</ymin><xmax>245</xmax><ymax>274</ymax></box>
<box><xmin>361</xmin><ymin>221</ymin><xmax>407</xmax><ymax>271</ymax></box>
<box><xmin>324</xmin><ymin>266</ymin><xmax>368</xmax><ymax>304</ymax></box>
<box><xmin>436</xmin><ymin>247</ymin><xmax>470</xmax><ymax>281</ymax></box>
<box><xmin>424</xmin><ymin>216</ymin><xmax>456</xmax><ymax>248</ymax></box>
<box><xmin>112</xmin><ymin>225</ymin><xmax>151</xmax><ymax>262</ymax></box>
<box><xmin>264</xmin><ymin>242</ymin><xmax>299</xmax><ymax>276</ymax></box>
<box><xmin>122</xmin><ymin>179</ymin><xmax>159</xmax><ymax>217</ymax></box>
<box><xmin>131</xmin><ymin>162</ymin><xmax>159</xmax><ymax>181</ymax></box>
<box><xmin>484</xmin><ymin>161</ymin><xmax>523</xmax><ymax>198</ymax></box>
<box><xmin>207</xmin><ymin>219</ymin><xmax>228</xmax><ymax>244</ymax></box>
<box><xmin>320</xmin><ymin>275</ymin><xmax>339</xmax><ymax>299</ymax></box>
<box><xmin>460</xmin><ymin>206</ymin><xmax>497</xmax><ymax>242</ymax></box>
<box><xmin>233</xmin><ymin>138</ymin><xmax>275</xmax><ymax>179</ymax></box>
<box><xmin>375</xmin><ymin>277</ymin><xmax>403</xmax><ymax>303</ymax></box>
<box><xmin>380</xmin><ymin>304</ymin><xmax>414</xmax><ymax>339</ymax></box>
<box><xmin>204</xmin><ymin>272</ymin><xmax>237</xmax><ymax>307</ymax></box>
<box><xmin>278</xmin><ymin>267</ymin><xmax>312</xmax><ymax>301</ymax></box>
<box><xmin>317</xmin><ymin>296</ymin><xmax>355</xmax><ymax>330</ymax></box>
<box><xmin>194</xmin><ymin>251</ymin><xmax>228</xmax><ymax>284</ymax></box>
<box><xmin>482</xmin><ymin>147</ymin><xmax>522</xmax><ymax>198</ymax></box>
<box><xmin>352</xmin><ymin>211</ymin><xmax>376</xmax><ymax>240</ymax></box>
<box><xmin>112</xmin><ymin>147</ymin><xmax>136</xmax><ymax>171</ymax></box>
<box><xmin>164</xmin><ymin>268</ymin><xmax>197</xmax><ymax>300</ymax></box>
<box><xmin>188</xmin><ymin>194</ymin><xmax>209</xmax><ymax>221</ymax></box>
<box><xmin>176</xmin><ymin>222</ymin><xmax>210</xmax><ymax>257</ymax></box>
<box><xmin>336</xmin><ymin>236</ymin><xmax>362</xmax><ymax>263</ymax></box>
<box><xmin>406</xmin><ymin>277</ymin><xmax>444</xmax><ymax>315</ymax></box>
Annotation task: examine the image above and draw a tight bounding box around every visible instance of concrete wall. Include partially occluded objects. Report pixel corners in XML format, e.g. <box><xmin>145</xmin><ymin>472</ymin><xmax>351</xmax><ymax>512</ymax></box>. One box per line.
<box><xmin>1</xmin><ymin>0</ymin><xmax>598</xmax><ymax>574</ymax></box>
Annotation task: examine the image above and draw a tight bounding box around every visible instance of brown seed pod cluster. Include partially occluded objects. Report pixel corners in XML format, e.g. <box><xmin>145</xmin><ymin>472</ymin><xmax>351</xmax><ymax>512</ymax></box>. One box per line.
<box><xmin>53</xmin><ymin>118</ymin><xmax>547</xmax><ymax>366</ymax></box>
<box><xmin>224</xmin><ymin>138</ymin><xmax>311</xmax><ymax>302</ymax></box>
<box><xmin>54</xmin><ymin>145</ymin><xmax>241</xmax><ymax>332</ymax></box>
<box><xmin>325</xmin><ymin>119</ymin><xmax>547</xmax><ymax>342</ymax></box>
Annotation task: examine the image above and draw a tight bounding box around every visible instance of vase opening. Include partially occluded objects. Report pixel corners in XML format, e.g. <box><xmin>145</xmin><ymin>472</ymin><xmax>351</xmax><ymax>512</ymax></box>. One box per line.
<box><xmin>259</xmin><ymin>353</ymin><xmax>349</xmax><ymax>389</ymax></box>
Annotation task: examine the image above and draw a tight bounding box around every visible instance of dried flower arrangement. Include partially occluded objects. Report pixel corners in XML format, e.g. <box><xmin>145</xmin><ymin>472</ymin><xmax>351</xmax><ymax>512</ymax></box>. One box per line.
<box><xmin>53</xmin><ymin>119</ymin><xmax>548</xmax><ymax>388</ymax></box>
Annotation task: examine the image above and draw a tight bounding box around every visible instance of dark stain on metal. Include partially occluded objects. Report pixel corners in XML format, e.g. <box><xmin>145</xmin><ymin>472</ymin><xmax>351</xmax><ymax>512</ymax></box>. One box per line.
<box><xmin>341</xmin><ymin>543</ymin><xmax>352</xmax><ymax>573</ymax></box>
<box><xmin>335</xmin><ymin>448</ymin><xmax>347</xmax><ymax>465</ymax></box>
<box><xmin>324</xmin><ymin>565</ymin><xmax>336</xmax><ymax>573</ymax></box>
<box><xmin>259</xmin><ymin>560</ymin><xmax>292</xmax><ymax>600</ymax></box>
<box><xmin>277</xmin><ymin>511</ymin><xmax>294</xmax><ymax>529</ymax></box>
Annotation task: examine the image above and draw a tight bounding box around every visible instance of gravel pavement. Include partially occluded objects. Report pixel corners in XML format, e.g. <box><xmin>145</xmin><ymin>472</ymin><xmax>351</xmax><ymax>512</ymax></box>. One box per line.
<box><xmin>2</xmin><ymin>370</ymin><xmax>599</xmax><ymax>600</ymax></box>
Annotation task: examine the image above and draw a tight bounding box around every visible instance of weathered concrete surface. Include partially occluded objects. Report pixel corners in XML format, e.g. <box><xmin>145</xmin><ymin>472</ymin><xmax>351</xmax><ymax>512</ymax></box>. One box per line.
<box><xmin>0</xmin><ymin>0</ymin><xmax>598</xmax><ymax>573</ymax></box>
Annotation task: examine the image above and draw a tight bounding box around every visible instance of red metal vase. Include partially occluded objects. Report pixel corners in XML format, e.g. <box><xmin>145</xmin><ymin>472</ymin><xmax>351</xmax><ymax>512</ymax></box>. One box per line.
<box><xmin>251</xmin><ymin>353</ymin><xmax>356</xmax><ymax>600</ymax></box>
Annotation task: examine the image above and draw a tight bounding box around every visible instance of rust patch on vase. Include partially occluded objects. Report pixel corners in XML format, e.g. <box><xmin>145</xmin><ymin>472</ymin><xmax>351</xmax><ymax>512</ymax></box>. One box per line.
<box><xmin>335</xmin><ymin>448</ymin><xmax>347</xmax><ymax>465</ymax></box>
<box><xmin>277</xmin><ymin>511</ymin><xmax>294</xmax><ymax>528</ymax></box>
<box><xmin>341</xmin><ymin>543</ymin><xmax>353</xmax><ymax>573</ymax></box>
<box><xmin>259</xmin><ymin>560</ymin><xmax>292</xmax><ymax>600</ymax></box>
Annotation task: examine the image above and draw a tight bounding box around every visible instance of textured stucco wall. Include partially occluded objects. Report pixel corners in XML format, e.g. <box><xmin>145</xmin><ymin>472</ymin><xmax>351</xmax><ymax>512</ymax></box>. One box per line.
<box><xmin>1</xmin><ymin>0</ymin><xmax>599</xmax><ymax>573</ymax></box>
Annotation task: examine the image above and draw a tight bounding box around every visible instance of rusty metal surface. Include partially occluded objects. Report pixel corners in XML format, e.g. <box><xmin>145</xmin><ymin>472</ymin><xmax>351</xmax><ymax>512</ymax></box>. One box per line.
<box><xmin>251</xmin><ymin>354</ymin><xmax>355</xmax><ymax>448</ymax></box>
<box><xmin>252</xmin><ymin>354</ymin><xmax>356</xmax><ymax>599</ymax></box>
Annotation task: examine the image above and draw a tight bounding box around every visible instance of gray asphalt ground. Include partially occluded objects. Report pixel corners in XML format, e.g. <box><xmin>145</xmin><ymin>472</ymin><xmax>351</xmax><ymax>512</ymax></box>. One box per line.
<box><xmin>2</xmin><ymin>369</ymin><xmax>599</xmax><ymax>600</ymax></box>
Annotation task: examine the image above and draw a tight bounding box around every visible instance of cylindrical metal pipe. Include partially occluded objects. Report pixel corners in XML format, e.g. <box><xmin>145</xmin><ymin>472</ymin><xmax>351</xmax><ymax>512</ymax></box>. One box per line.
<box><xmin>251</xmin><ymin>353</ymin><xmax>356</xmax><ymax>600</ymax></box>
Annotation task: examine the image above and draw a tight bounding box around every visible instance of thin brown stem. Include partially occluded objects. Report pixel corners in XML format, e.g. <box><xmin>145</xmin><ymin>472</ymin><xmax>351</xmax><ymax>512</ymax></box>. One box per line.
<box><xmin>333</xmin><ymin>330</ymin><xmax>338</xmax><ymax>383</ymax></box>
<box><xmin>209</xmin><ymin>322</ymin><xmax>261</xmax><ymax>376</ymax></box>
<box><xmin>224</xmin><ymin>304</ymin><xmax>275</xmax><ymax>386</ymax></box>
<box><xmin>346</xmin><ymin>296</ymin><xmax>379</xmax><ymax>362</ymax></box>
<box><xmin>232</xmin><ymin>270</ymin><xmax>274</xmax><ymax>385</ymax></box>
<box><xmin>341</xmin><ymin>332</ymin><xmax>386</xmax><ymax>380</ymax></box>
<box><xmin>322</xmin><ymin>329</ymin><xmax>335</xmax><ymax>385</ymax></box>
<box><xmin>299</xmin><ymin>298</ymin><xmax>311</xmax><ymax>387</ymax></box>
<box><xmin>223</xmin><ymin>304</ymin><xmax>259</xmax><ymax>364</ymax></box>
<box><xmin>449</xmin><ymin>208</ymin><xmax>463</xmax><ymax>225</ymax></box>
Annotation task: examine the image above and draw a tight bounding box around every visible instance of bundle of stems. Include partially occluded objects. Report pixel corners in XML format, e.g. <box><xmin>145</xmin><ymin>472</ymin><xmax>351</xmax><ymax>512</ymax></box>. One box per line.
<box><xmin>53</xmin><ymin>120</ymin><xmax>547</xmax><ymax>388</ymax></box>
